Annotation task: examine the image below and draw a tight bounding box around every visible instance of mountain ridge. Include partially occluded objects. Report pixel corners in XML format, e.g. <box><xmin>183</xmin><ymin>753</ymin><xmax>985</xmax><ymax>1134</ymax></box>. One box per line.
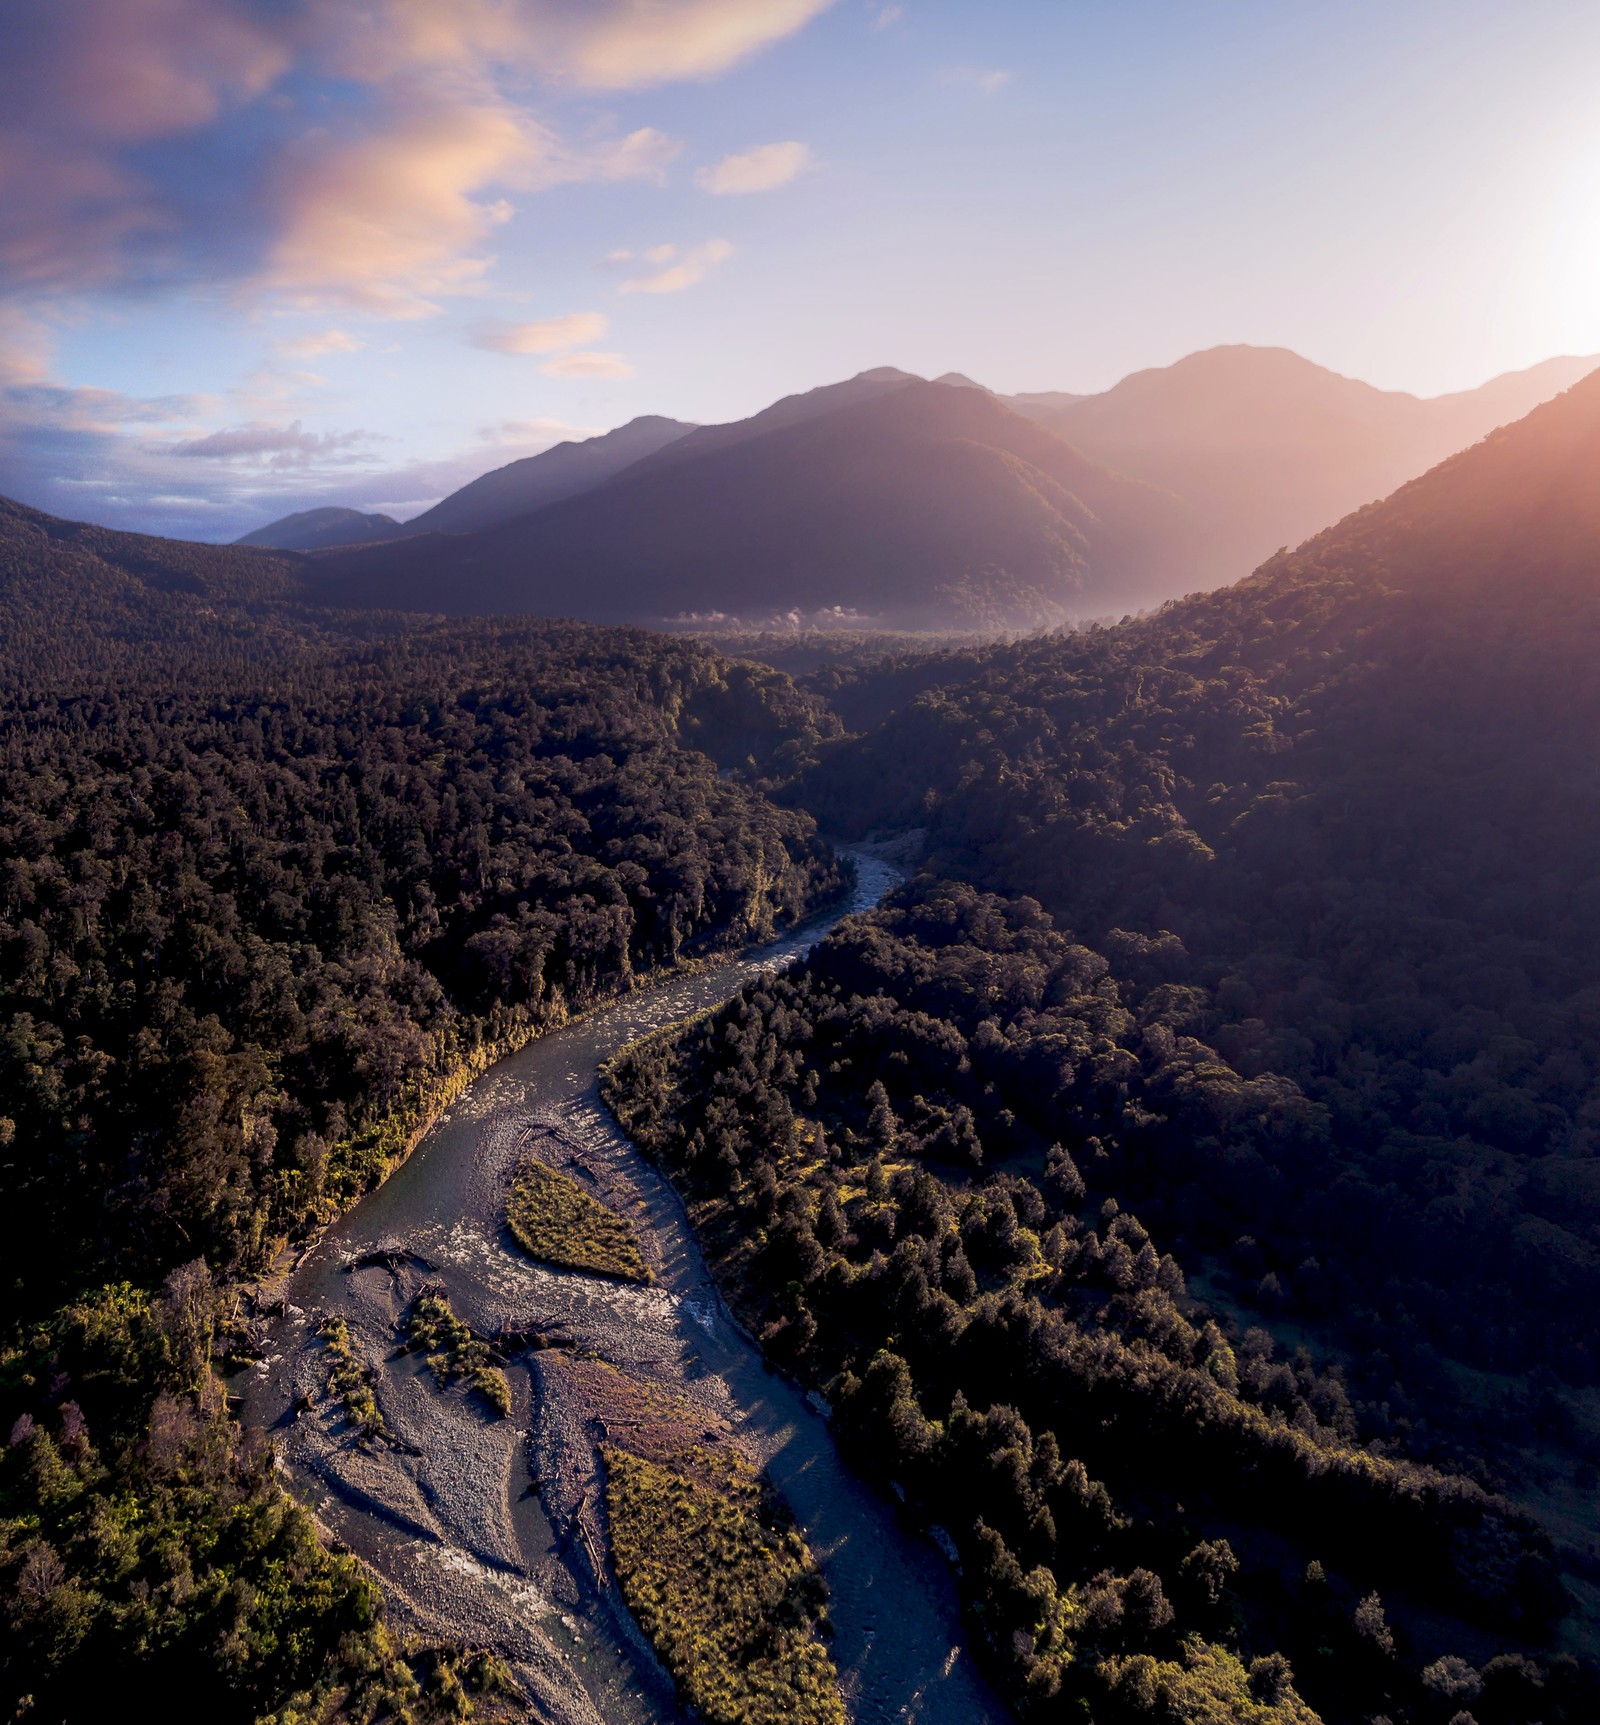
<box><xmin>309</xmin><ymin>373</ymin><xmax>1197</xmax><ymax>630</ymax></box>
<box><xmin>236</xmin><ymin>506</ymin><xmax>402</xmax><ymax>552</ymax></box>
<box><xmin>1003</xmin><ymin>343</ymin><xmax>1600</xmax><ymax>581</ymax></box>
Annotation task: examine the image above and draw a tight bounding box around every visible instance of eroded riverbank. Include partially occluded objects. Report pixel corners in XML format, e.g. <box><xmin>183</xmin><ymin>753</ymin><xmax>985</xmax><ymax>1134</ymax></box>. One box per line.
<box><xmin>241</xmin><ymin>851</ymin><xmax>1011</xmax><ymax>1725</ymax></box>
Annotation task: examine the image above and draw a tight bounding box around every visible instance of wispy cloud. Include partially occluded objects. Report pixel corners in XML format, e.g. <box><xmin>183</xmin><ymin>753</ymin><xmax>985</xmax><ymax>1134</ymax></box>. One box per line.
<box><xmin>539</xmin><ymin>350</ymin><xmax>634</xmax><ymax>378</ymax></box>
<box><xmin>470</xmin><ymin>312</ymin><xmax>609</xmax><ymax>355</ymax></box>
<box><xmin>941</xmin><ymin>66</ymin><xmax>1011</xmax><ymax>96</ymax></box>
<box><xmin>874</xmin><ymin>6</ymin><xmax>906</xmax><ymax>29</ymax></box>
<box><xmin>0</xmin><ymin>321</ymin><xmax>604</xmax><ymax>538</ymax></box>
<box><xmin>277</xmin><ymin>329</ymin><xmax>363</xmax><ymax>359</ymax></box>
<box><xmin>696</xmin><ymin>140</ymin><xmax>814</xmax><ymax>195</ymax></box>
<box><xmin>616</xmin><ymin>239</ymin><xmax>735</xmax><ymax>294</ymax></box>
<box><xmin>165</xmin><ymin>420</ymin><xmax>377</xmax><ymax>468</ymax></box>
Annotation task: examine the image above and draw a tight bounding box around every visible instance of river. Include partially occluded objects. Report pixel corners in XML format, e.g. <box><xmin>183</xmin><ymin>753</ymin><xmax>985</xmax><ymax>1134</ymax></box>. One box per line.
<box><xmin>240</xmin><ymin>850</ymin><xmax>1011</xmax><ymax>1725</ymax></box>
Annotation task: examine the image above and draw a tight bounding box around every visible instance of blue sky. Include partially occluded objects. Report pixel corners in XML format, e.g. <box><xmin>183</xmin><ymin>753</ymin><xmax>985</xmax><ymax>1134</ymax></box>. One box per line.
<box><xmin>2</xmin><ymin>0</ymin><xmax>1599</xmax><ymax>539</ymax></box>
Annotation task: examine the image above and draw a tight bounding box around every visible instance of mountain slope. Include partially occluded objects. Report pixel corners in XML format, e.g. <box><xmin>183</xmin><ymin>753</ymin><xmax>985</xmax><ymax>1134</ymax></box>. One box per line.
<box><xmin>236</xmin><ymin>506</ymin><xmax>402</xmax><ymax>551</ymax></box>
<box><xmin>792</xmin><ymin>368</ymin><xmax>1600</xmax><ymax>1660</ymax></box>
<box><xmin>597</xmin><ymin>377</ymin><xmax>1600</xmax><ymax>1725</ymax></box>
<box><xmin>0</xmin><ymin>493</ymin><xmax>334</xmax><ymax>679</ymax></box>
<box><xmin>313</xmin><ymin>375</ymin><xmax>1195</xmax><ymax>630</ymax></box>
<box><xmin>1006</xmin><ymin>344</ymin><xmax>1599</xmax><ymax>582</ymax></box>
<box><xmin>404</xmin><ymin>414</ymin><xmax>696</xmax><ymax>536</ymax></box>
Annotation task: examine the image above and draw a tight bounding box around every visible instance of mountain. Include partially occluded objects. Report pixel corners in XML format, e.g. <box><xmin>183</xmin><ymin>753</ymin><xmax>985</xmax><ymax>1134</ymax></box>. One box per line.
<box><xmin>0</xmin><ymin>492</ymin><xmax>317</xmax><ymax>678</ymax></box>
<box><xmin>792</xmin><ymin>366</ymin><xmax>1600</xmax><ymax>1670</ymax></box>
<box><xmin>2</xmin><ymin>491</ymin><xmax>298</xmax><ymax>611</ymax></box>
<box><xmin>235</xmin><ymin>505</ymin><xmax>402</xmax><ymax>552</ymax></box>
<box><xmin>1003</xmin><ymin>344</ymin><xmax>1599</xmax><ymax>583</ymax></box>
<box><xmin>616</xmin><ymin>369</ymin><xmax>913</xmax><ymax>476</ymax></box>
<box><xmin>403</xmin><ymin>414</ymin><xmax>696</xmax><ymax>536</ymax></box>
<box><xmin>312</xmin><ymin>372</ymin><xmax>1195</xmax><ymax>631</ymax></box>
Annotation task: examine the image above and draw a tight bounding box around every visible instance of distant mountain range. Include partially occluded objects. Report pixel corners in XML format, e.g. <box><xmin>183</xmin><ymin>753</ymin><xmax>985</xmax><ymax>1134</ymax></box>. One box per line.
<box><xmin>112</xmin><ymin>344</ymin><xmax>1600</xmax><ymax>630</ymax></box>
<box><xmin>1000</xmin><ymin>345</ymin><xmax>1600</xmax><ymax>583</ymax></box>
<box><xmin>236</xmin><ymin>506</ymin><xmax>402</xmax><ymax>551</ymax></box>
<box><xmin>310</xmin><ymin>371</ymin><xmax>1195</xmax><ymax>630</ymax></box>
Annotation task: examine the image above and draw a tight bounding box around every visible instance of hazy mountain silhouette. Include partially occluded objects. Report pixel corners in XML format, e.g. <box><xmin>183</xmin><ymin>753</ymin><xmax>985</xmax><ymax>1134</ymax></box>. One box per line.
<box><xmin>405</xmin><ymin>414</ymin><xmax>695</xmax><ymax>535</ymax></box>
<box><xmin>1005</xmin><ymin>344</ymin><xmax>1598</xmax><ymax>582</ymax></box>
<box><xmin>312</xmin><ymin>372</ymin><xmax>1194</xmax><ymax>630</ymax></box>
<box><xmin>235</xmin><ymin>506</ymin><xmax>402</xmax><ymax>551</ymax></box>
<box><xmin>1284</xmin><ymin>361</ymin><xmax>1600</xmax><ymax>596</ymax></box>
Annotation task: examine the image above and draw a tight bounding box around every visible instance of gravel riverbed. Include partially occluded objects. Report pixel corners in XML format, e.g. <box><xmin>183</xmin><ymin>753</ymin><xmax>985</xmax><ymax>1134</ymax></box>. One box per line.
<box><xmin>240</xmin><ymin>851</ymin><xmax>1011</xmax><ymax>1725</ymax></box>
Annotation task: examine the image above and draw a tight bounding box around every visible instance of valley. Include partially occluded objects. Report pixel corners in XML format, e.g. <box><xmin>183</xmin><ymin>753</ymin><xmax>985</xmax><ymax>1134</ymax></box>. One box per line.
<box><xmin>4</xmin><ymin>327</ymin><xmax>1600</xmax><ymax>1725</ymax></box>
<box><xmin>241</xmin><ymin>850</ymin><xmax>1011</xmax><ymax>1725</ymax></box>
<box><xmin>7</xmin><ymin>8</ymin><xmax>1600</xmax><ymax>1722</ymax></box>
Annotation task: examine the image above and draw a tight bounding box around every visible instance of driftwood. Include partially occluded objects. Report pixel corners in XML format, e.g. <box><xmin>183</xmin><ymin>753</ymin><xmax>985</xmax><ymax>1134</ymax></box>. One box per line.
<box><xmin>492</xmin><ymin>1320</ymin><xmax>577</xmax><ymax>1357</ymax></box>
<box><xmin>345</xmin><ymin>1245</ymin><xmax>436</xmax><ymax>1275</ymax></box>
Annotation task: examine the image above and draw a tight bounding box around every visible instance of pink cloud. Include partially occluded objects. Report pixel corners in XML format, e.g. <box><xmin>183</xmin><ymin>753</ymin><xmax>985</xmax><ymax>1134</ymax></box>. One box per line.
<box><xmin>0</xmin><ymin>1</ymin><xmax>834</xmax><ymax>305</ymax></box>
<box><xmin>539</xmin><ymin>350</ymin><xmax>634</xmax><ymax>378</ymax></box>
<box><xmin>618</xmin><ymin>238</ymin><xmax>734</xmax><ymax>294</ymax></box>
<box><xmin>471</xmin><ymin>312</ymin><xmax>609</xmax><ymax>354</ymax></box>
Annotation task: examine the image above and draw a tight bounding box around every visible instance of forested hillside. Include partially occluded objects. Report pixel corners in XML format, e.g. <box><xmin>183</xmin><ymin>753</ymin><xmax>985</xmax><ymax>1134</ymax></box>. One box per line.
<box><xmin>595</xmin><ymin>375</ymin><xmax>1600</xmax><ymax>1724</ymax></box>
<box><xmin>790</xmin><ymin>371</ymin><xmax>1600</xmax><ymax>1397</ymax></box>
<box><xmin>0</xmin><ymin>557</ymin><xmax>846</xmax><ymax>1717</ymax></box>
<box><xmin>607</xmin><ymin>882</ymin><xmax>1584</xmax><ymax>1724</ymax></box>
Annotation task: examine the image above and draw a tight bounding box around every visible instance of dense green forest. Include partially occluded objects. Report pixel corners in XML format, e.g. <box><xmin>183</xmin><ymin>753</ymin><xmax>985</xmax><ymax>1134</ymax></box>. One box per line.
<box><xmin>0</xmin><ymin>502</ymin><xmax>848</xmax><ymax>1719</ymax></box>
<box><xmin>605</xmin><ymin>376</ymin><xmax>1600</xmax><ymax>1720</ymax></box>
<box><xmin>606</xmin><ymin>880</ymin><xmax>1586</xmax><ymax>1724</ymax></box>
<box><xmin>0</xmin><ymin>627</ymin><xmax>840</xmax><ymax>1312</ymax></box>
<box><xmin>7</xmin><ymin>369</ymin><xmax>1600</xmax><ymax>1719</ymax></box>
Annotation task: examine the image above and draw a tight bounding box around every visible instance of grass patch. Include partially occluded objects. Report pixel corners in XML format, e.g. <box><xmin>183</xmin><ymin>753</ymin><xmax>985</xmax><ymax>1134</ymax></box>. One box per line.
<box><xmin>318</xmin><ymin>1313</ymin><xmax>391</xmax><ymax>1442</ymax></box>
<box><xmin>506</xmin><ymin>1159</ymin><xmax>649</xmax><ymax>1282</ymax></box>
<box><xmin>603</xmin><ymin>1443</ymin><xmax>845</xmax><ymax>1725</ymax></box>
<box><xmin>402</xmin><ymin>1289</ymin><xmax>512</xmax><ymax>1418</ymax></box>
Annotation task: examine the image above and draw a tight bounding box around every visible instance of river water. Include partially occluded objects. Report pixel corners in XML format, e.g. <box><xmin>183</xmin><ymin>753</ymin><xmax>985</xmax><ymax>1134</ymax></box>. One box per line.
<box><xmin>241</xmin><ymin>852</ymin><xmax>1011</xmax><ymax>1725</ymax></box>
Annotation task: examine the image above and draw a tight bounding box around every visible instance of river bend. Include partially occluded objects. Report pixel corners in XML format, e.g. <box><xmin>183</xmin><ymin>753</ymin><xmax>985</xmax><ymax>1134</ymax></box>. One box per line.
<box><xmin>241</xmin><ymin>852</ymin><xmax>1010</xmax><ymax>1725</ymax></box>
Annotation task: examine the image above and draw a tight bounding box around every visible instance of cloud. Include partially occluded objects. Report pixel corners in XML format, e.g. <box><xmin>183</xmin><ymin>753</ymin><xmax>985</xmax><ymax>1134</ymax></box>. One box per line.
<box><xmin>874</xmin><ymin>6</ymin><xmax>905</xmax><ymax>28</ymax></box>
<box><xmin>165</xmin><ymin>420</ymin><xmax>377</xmax><ymax>467</ymax></box>
<box><xmin>470</xmin><ymin>311</ymin><xmax>608</xmax><ymax>354</ymax></box>
<box><xmin>511</xmin><ymin>0</ymin><xmax>840</xmax><ymax>89</ymax></box>
<box><xmin>262</xmin><ymin>99</ymin><xmax>548</xmax><ymax>317</ymax></box>
<box><xmin>695</xmin><ymin>141</ymin><xmax>813</xmax><ymax>195</ymax></box>
<box><xmin>10</xmin><ymin>384</ymin><xmax>205</xmax><ymax>429</ymax></box>
<box><xmin>588</xmin><ymin>127</ymin><xmax>684</xmax><ymax>183</ymax></box>
<box><xmin>618</xmin><ymin>238</ymin><xmax>734</xmax><ymax>294</ymax></box>
<box><xmin>277</xmin><ymin>329</ymin><xmax>363</xmax><ymax>358</ymax></box>
<box><xmin>941</xmin><ymin>66</ymin><xmax>1011</xmax><ymax>96</ymax></box>
<box><xmin>0</xmin><ymin>306</ymin><xmax>54</xmax><ymax>390</ymax></box>
<box><xmin>0</xmin><ymin>1</ymin><xmax>832</xmax><ymax>308</ymax></box>
<box><xmin>539</xmin><ymin>350</ymin><xmax>634</xmax><ymax>378</ymax></box>
<box><xmin>0</xmin><ymin>326</ymin><xmax>607</xmax><ymax>539</ymax></box>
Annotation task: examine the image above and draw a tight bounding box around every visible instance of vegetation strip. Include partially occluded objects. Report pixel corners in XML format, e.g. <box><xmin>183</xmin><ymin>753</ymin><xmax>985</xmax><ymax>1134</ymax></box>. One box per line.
<box><xmin>506</xmin><ymin>1159</ymin><xmax>650</xmax><ymax>1282</ymax></box>
<box><xmin>602</xmin><ymin>1443</ymin><xmax>845</xmax><ymax>1725</ymax></box>
<box><xmin>402</xmin><ymin>1290</ymin><xmax>512</xmax><ymax>1418</ymax></box>
<box><xmin>319</xmin><ymin>1312</ymin><xmax>393</xmax><ymax>1443</ymax></box>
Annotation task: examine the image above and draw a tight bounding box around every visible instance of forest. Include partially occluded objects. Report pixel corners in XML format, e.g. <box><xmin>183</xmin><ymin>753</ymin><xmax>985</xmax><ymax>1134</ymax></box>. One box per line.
<box><xmin>609</xmin><ymin>383</ymin><xmax>1600</xmax><ymax>1721</ymax></box>
<box><xmin>0</xmin><ymin>510</ymin><xmax>848</xmax><ymax>1719</ymax></box>
<box><xmin>605</xmin><ymin>879</ymin><xmax>1586</xmax><ymax>1725</ymax></box>
<box><xmin>8</xmin><ymin>375</ymin><xmax>1600</xmax><ymax>1720</ymax></box>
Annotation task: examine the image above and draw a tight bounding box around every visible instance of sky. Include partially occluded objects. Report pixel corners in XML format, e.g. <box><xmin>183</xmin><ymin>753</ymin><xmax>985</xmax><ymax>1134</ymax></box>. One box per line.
<box><xmin>2</xmin><ymin>0</ymin><xmax>1600</xmax><ymax>541</ymax></box>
